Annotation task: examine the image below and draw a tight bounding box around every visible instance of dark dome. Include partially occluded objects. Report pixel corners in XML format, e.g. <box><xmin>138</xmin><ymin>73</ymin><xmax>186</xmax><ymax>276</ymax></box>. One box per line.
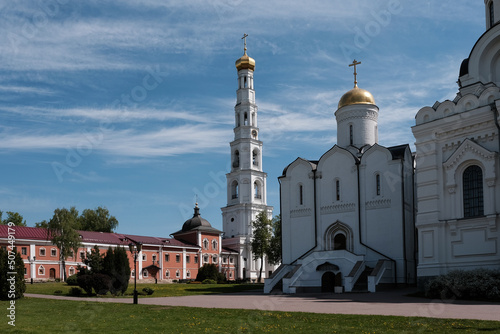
<box><xmin>459</xmin><ymin>58</ymin><xmax>469</xmax><ymax>77</ymax></box>
<box><xmin>181</xmin><ymin>204</ymin><xmax>212</xmax><ymax>232</ymax></box>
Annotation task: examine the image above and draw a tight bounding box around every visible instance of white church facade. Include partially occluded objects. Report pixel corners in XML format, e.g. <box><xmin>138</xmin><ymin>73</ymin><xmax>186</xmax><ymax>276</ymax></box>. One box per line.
<box><xmin>265</xmin><ymin>0</ymin><xmax>500</xmax><ymax>294</ymax></box>
<box><xmin>413</xmin><ymin>0</ymin><xmax>500</xmax><ymax>287</ymax></box>
<box><xmin>265</xmin><ymin>63</ymin><xmax>416</xmax><ymax>293</ymax></box>
<box><xmin>221</xmin><ymin>37</ymin><xmax>275</xmax><ymax>281</ymax></box>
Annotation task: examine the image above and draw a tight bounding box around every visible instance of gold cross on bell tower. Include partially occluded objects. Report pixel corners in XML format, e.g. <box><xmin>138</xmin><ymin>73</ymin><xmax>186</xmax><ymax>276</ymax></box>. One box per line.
<box><xmin>349</xmin><ymin>59</ymin><xmax>361</xmax><ymax>88</ymax></box>
<box><xmin>242</xmin><ymin>33</ymin><xmax>248</xmax><ymax>54</ymax></box>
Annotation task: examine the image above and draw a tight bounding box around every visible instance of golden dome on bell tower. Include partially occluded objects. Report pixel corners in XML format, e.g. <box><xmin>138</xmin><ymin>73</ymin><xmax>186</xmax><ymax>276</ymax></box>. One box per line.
<box><xmin>235</xmin><ymin>33</ymin><xmax>255</xmax><ymax>71</ymax></box>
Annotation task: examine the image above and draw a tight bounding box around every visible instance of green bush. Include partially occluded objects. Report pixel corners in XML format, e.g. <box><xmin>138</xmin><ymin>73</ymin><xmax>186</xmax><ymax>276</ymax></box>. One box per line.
<box><xmin>196</xmin><ymin>264</ymin><xmax>226</xmax><ymax>283</ymax></box>
<box><xmin>66</xmin><ymin>274</ymin><xmax>78</xmax><ymax>286</ymax></box>
<box><xmin>76</xmin><ymin>274</ymin><xmax>93</xmax><ymax>295</ymax></box>
<box><xmin>142</xmin><ymin>287</ymin><xmax>154</xmax><ymax>295</ymax></box>
<box><xmin>0</xmin><ymin>248</ymin><xmax>26</xmax><ymax>300</ymax></box>
<box><xmin>54</xmin><ymin>290</ymin><xmax>63</xmax><ymax>294</ymax></box>
<box><xmin>202</xmin><ymin>279</ymin><xmax>217</xmax><ymax>284</ymax></box>
<box><xmin>91</xmin><ymin>273</ymin><xmax>113</xmax><ymax>295</ymax></box>
<box><xmin>69</xmin><ymin>287</ymin><xmax>82</xmax><ymax>296</ymax></box>
<box><xmin>425</xmin><ymin>269</ymin><xmax>500</xmax><ymax>301</ymax></box>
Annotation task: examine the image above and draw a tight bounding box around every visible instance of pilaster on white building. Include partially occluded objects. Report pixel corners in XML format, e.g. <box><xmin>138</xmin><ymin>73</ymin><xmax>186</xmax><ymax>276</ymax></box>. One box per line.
<box><xmin>221</xmin><ymin>35</ymin><xmax>274</xmax><ymax>281</ymax></box>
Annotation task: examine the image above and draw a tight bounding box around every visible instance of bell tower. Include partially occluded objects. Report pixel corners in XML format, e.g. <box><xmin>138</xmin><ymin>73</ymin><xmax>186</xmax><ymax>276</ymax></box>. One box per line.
<box><xmin>221</xmin><ymin>35</ymin><xmax>273</xmax><ymax>281</ymax></box>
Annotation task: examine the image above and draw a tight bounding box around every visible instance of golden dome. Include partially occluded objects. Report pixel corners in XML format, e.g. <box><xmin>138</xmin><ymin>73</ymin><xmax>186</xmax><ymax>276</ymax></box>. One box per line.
<box><xmin>235</xmin><ymin>51</ymin><xmax>255</xmax><ymax>71</ymax></box>
<box><xmin>338</xmin><ymin>85</ymin><xmax>375</xmax><ymax>109</ymax></box>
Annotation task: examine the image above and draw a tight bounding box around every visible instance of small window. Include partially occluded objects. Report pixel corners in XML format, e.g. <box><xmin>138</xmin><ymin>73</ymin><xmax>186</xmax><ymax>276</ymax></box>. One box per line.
<box><xmin>254</xmin><ymin>182</ymin><xmax>261</xmax><ymax>199</ymax></box>
<box><xmin>223</xmin><ymin>257</ymin><xmax>227</xmax><ymax>264</ymax></box>
<box><xmin>51</xmin><ymin>248</ymin><xmax>57</xmax><ymax>257</ymax></box>
<box><xmin>24</xmin><ymin>267</ymin><xmax>27</xmax><ymax>275</ymax></box>
<box><xmin>229</xmin><ymin>272</ymin><xmax>233</xmax><ymax>279</ymax></box>
<box><xmin>349</xmin><ymin>124</ymin><xmax>354</xmax><ymax>145</ymax></box>
<box><xmin>143</xmin><ymin>269</ymin><xmax>148</xmax><ymax>278</ymax></box>
<box><xmin>38</xmin><ymin>265</ymin><xmax>45</xmax><ymax>276</ymax></box>
<box><xmin>21</xmin><ymin>247</ymin><xmax>27</xmax><ymax>255</ymax></box>
<box><xmin>80</xmin><ymin>251</ymin><xmax>85</xmax><ymax>260</ymax></box>
<box><xmin>165</xmin><ymin>253</ymin><xmax>170</xmax><ymax>262</ymax></box>
<box><xmin>203</xmin><ymin>254</ymin><xmax>209</xmax><ymax>263</ymax></box>
<box><xmin>376</xmin><ymin>174</ymin><xmax>381</xmax><ymax>196</ymax></box>
<box><xmin>186</xmin><ymin>255</ymin><xmax>190</xmax><ymax>263</ymax></box>
<box><xmin>142</xmin><ymin>254</ymin><xmax>146</xmax><ymax>262</ymax></box>
<box><xmin>131</xmin><ymin>269</ymin><xmax>135</xmax><ymax>278</ymax></box>
<box><xmin>165</xmin><ymin>270</ymin><xmax>170</xmax><ymax>278</ymax></box>
<box><xmin>175</xmin><ymin>270</ymin><xmax>180</xmax><ymax>278</ymax></box>
<box><xmin>176</xmin><ymin>254</ymin><xmax>180</xmax><ymax>263</ymax></box>
<box><xmin>194</xmin><ymin>255</ymin><xmax>198</xmax><ymax>264</ymax></box>
<box><xmin>203</xmin><ymin>239</ymin><xmax>209</xmax><ymax>250</ymax></box>
<box><xmin>152</xmin><ymin>254</ymin><xmax>157</xmax><ymax>262</ymax></box>
<box><xmin>69</xmin><ymin>267</ymin><xmax>75</xmax><ymax>276</ymax></box>
<box><xmin>39</xmin><ymin>248</ymin><xmax>46</xmax><ymax>257</ymax></box>
<box><xmin>336</xmin><ymin>180</ymin><xmax>341</xmax><ymax>201</ymax></box>
<box><xmin>229</xmin><ymin>257</ymin><xmax>234</xmax><ymax>264</ymax></box>
<box><xmin>299</xmin><ymin>185</ymin><xmax>303</xmax><ymax>205</ymax></box>
<box><xmin>212</xmin><ymin>255</ymin><xmax>218</xmax><ymax>263</ymax></box>
<box><xmin>186</xmin><ymin>270</ymin><xmax>191</xmax><ymax>278</ymax></box>
<box><xmin>212</xmin><ymin>239</ymin><xmax>218</xmax><ymax>250</ymax></box>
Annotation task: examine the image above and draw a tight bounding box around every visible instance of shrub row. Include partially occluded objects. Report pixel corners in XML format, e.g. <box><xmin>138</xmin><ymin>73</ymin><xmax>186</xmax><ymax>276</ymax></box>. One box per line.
<box><xmin>425</xmin><ymin>269</ymin><xmax>500</xmax><ymax>301</ymax></box>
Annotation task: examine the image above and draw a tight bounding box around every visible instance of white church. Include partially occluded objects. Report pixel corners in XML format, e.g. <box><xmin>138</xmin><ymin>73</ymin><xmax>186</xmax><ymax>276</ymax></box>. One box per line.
<box><xmin>264</xmin><ymin>0</ymin><xmax>500</xmax><ymax>293</ymax></box>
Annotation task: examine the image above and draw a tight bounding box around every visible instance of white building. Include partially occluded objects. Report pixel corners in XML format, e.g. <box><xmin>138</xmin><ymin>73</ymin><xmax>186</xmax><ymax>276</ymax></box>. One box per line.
<box><xmin>413</xmin><ymin>0</ymin><xmax>500</xmax><ymax>286</ymax></box>
<box><xmin>221</xmin><ymin>38</ymin><xmax>274</xmax><ymax>282</ymax></box>
<box><xmin>265</xmin><ymin>64</ymin><xmax>416</xmax><ymax>293</ymax></box>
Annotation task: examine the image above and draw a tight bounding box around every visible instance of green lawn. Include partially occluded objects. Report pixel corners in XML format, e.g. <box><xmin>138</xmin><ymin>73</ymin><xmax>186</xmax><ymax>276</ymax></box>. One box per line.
<box><xmin>2</xmin><ymin>298</ymin><xmax>500</xmax><ymax>333</ymax></box>
<box><xmin>25</xmin><ymin>281</ymin><xmax>263</xmax><ymax>297</ymax></box>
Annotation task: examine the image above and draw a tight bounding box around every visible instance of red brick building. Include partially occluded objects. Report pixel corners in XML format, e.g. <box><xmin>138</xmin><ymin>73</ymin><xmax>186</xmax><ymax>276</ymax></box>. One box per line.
<box><xmin>0</xmin><ymin>204</ymin><xmax>238</xmax><ymax>282</ymax></box>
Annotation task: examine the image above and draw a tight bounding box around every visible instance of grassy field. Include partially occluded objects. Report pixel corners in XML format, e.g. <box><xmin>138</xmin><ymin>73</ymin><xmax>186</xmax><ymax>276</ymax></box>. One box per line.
<box><xmin>2</xmin><ymin>298</ymin><xmax>500</xmax><ymax>333</ymax></box>
<box><xmin>25</xmin><ymin>281</ymin><xmax>263</xmax><ymax>297</ymax></box>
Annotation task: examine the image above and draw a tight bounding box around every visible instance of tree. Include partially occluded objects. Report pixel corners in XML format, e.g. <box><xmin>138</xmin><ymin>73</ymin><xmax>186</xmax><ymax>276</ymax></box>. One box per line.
<box><xmin>267</xmin><ymin>215</ymin><xmax>282</xmax><ymax>265</ymax></box>
<box><xmin>1</xmin><ymin>211</ymin><xmax>27</xmax><ymax>226</ymax></box>
<box><xmin>47</xmin><ymin>207</ymin><xmax>82</xmax><ymax>282</ymax></box>
<box><xmin>251</xmin><ymin>210</ymin><xmax>272</xmax><ymax>283</ymax></box>
<box><xmin>34</xmin><ymin>220</ymin><xmax>49</xmax><ymax>229</ymax></box>
<box><xmin>79</xmin><ymin>206</ymin><xmax>118</xmax><ymax>232</ymax></box>
<box><xmin>0</xmin><ymin>248</ymin><xmax>26</xmax><ymax>300</ymax></box>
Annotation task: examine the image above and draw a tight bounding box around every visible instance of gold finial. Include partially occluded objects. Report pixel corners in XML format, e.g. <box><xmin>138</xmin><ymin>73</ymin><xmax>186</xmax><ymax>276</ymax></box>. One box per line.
<box><xmin>349</xmin><ymin>59</ymin><xmax>361</xmax><ymax>88</ymax></box>
<box><xmin>242</xmin><ymin>33</ymin><xmax>248</xmax><ymax>55</ymax></box>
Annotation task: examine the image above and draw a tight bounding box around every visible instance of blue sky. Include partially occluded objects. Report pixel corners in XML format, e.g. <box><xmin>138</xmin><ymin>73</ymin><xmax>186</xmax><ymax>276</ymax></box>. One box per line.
<box><xmin>0</xmin><ymin>1</ymin><xmax>486</xmax><ymax>236</ymax></box>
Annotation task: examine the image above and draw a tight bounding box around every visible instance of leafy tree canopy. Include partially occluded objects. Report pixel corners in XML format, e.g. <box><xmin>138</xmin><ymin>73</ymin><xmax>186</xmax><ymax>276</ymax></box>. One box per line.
<box><xmin>79</xmin><ymin>206</ymin><xmax>118</xmax><ymax>232</ymax></box>
<box><xmin>0</xmin><ymin>211</ymin><xmax>27</xmax><ymax>226</ymax></box>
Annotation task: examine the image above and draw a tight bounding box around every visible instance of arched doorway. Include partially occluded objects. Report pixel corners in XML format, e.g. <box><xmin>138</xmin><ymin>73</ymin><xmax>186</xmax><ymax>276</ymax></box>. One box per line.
<box><xmin>49</xmin><ymin>268</ymin><xmax>56</xmax><ymax>279</ymax></box>
<box><xmin>321</xmin><ymin>272</ymin><xmax>336</xmax><ymax>292</ymax></box>
<box><xmin>333</xmin><ymin>234</ymin><xmax>347</xmax><ymax>250</ymax></box>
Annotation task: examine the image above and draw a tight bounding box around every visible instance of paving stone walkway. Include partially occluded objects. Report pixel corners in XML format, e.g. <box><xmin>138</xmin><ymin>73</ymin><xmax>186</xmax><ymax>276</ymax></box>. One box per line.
<box><xmin>26</xmin><ymin>288</ymin><xmax>500</xmax><ymax>322</ymax></box>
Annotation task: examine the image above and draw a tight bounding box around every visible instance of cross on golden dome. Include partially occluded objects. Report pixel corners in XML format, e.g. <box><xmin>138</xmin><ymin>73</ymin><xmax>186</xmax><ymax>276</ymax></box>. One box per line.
<box><xmin>349</xmin><ymin>59</ymin><xmax>361</xmax><ymax>88</ymax></box>
<box><xmin>242</xmin><ymin>33</ymin><xmax>248</xmax><ymax>54</ymax></box>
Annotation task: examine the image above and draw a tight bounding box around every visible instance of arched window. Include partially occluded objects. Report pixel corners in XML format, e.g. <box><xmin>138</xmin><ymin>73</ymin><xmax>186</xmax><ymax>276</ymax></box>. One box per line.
<box><xmin>69</xmin><ymin>267</ymin><xmax>75</xmax><ymax>276</ymax></box>
<box><xmin>38</xmin><ymin>265</ymin><xmax>45</xmax><ymax>276</ymax></box>
<box><xmin>254</xmin><ymin>182</ymin><xmax>261</xmax><ymax>199</ymax></box>
<box><xmin>175</xmin><ymin>270</ymin><xmax>180</xmax><ymax>278</ymax></box>
<box><xmin>203</xmin><ymin>254</ymin><xmax>209</xmax><ymax>263</ymax></box>
<box><xmin>376</xmin><ymin>173</ymin><xmax>381</xmax><ymax>196</ymax></box>
<box><xmin>131</xmin><ymin>269</ymin><xmax>135</xmax><ymax>278</ymax></box>
<box><xmin>143</xmin><ymin>269</ymin><xmax>148</xmax><ymax>278</ymax></box>
<box><xmin>212</xmin><ymin>254</ymin><xmax>218</xmax><ymax>263</ymax></box>
<box><xmin>244</xmin><ymin>112</ymin><xmax>248</xmax><ymax>125</ymax></box>
<box><xmin>165</xmin><ymin>270</ymin><xmax>170</xmax><ymax>278</ymax></box>
<box><xmin>325</xmin><ymin>221</ymin><xmax>352</xmax><ymax>252</ymax></box>
<box><xmin>212</xmin><ymin>239</ymin><xmax>218</xmax><ymax>250</ymax></box>
<box><xmin>490</xmin><ymin>1</ymin><xmax>495</xmax><ymax>28</ymax></box>
<box><xmin>299</xmin><ymin>184</ymin><xmax>304</xmax><ymax>205</ymax></box>
<box><xmin>252</xmin><ymin>149</ymin><xmax>259</xmax><ymax>166</ymax></box>
<box><xmin>186</xmin><ymin>270</ymin><xmax>191</xmax><ymax>278</ymax></box>
<box><xmin>231</xmin><ymin>181</ymin><xmax>239</xmax><ymax>199</ymax></box>
<box><xmin>203</xmin><ymin>238</ymin><xmax>209</xmax><ymax>250</ymax></box>
<box><xmin>233</xmin><ymin>151</ymin><xmax>240</xmax><ymax>168</ymax></box>
<box><xmin>235</xmin><ymin>113</ymin><xmax>240</xmax><ymax>127</ymax></box>
<box><xmin>335</xmin><ymin>179</ymin><xmax>341</xmax><ymax>201</ymax></box>
<box><xmin>463</xmin><ymin>165</ymin><xmax>484</xmax><ymax>217</ymax></box>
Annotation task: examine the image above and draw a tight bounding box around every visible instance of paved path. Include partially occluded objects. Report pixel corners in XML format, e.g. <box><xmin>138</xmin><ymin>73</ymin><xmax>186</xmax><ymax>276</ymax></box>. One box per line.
<box><xmin>26</xmin><ymin>288</ymin><xmax>500</xmax><ymax>322</ymax></box>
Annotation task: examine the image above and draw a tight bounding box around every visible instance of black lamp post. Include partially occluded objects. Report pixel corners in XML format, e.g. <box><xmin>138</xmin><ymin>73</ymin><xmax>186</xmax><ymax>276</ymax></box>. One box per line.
<box><xmin>128</xmin><ymin>242</ymin><xmax>142</xmax><ymax>304</ymax></box>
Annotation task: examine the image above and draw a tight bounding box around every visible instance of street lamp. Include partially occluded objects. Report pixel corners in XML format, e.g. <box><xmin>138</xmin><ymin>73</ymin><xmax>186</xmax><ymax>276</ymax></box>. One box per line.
<box><xmin>128</xmin><ymin>242</ymin><xmax>142</xmax><ymax>304</ymax></box>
